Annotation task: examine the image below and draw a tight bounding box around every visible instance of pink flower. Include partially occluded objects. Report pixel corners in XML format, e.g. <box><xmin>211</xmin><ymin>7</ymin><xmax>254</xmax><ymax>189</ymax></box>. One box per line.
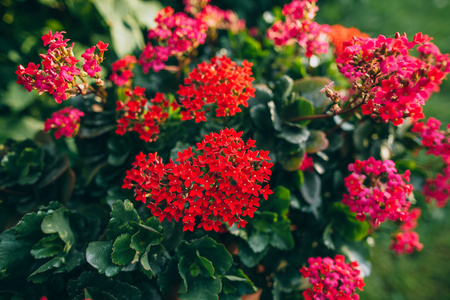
<box><xmin>44</xmin><ymin>106</ymin><xmax>84</xmax><ymax>139</ymax></box>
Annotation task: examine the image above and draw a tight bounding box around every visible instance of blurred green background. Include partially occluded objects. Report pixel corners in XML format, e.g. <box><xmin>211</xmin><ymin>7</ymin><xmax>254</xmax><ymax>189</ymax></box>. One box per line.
<box><xmin>1</xmin><ymin>0</ymin><xmax>449</xmax><ymax>299</ymax></box>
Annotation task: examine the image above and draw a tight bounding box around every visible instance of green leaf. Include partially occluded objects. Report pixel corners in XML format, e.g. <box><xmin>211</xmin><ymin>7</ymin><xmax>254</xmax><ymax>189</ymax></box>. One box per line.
<box><xmin>140</xmin><ymin>244</ymin><xmax>170</xmax><ymax>277</ymax></box>
<box><xmin>131</xmin><ymin>227</ymin><xmax>163</xmax><ymax>254</ymax></box>
<box><xmin>251</xmin><ymin>84</ymin><xmax>273</xmax><ymax>105</ymax></box>
<box><xmin>0</xmin><ymin>229</ymin><xmax>33</xmax><ymax>279</ymax></box>
<box><xmin>179</xmin><ymin>275</ymin><xmax>222</xmax><ymax>300</ymax></box>
<box><xmin>283</xmin><ymin>96</ymin><xmax>314</xmax><ymax>126</ymax></box>
<box><xmin>86</xmin><ymin>241</ymin><xmax>121</xmax><ymax>277</ymax></box>
<box><xmin>278</xmin><ymin>150</ymin><xmax>305</xmax><ymax>172</ymax></box>
<box><xmin>292</xmin><ymin>77</ymin><xmax>332</xmax><ymax>111</ymax></box>
<box><xmin>30</xmin><ymin>234</ymin><xmax>64</xmax><ymax>259</ymax></box>
<box><xmin>270</xmin><ymin>219</ymin><xmax>294</xmax><ymax>250</ymax></box>
<box><xmin>158</xmin><ymin>259</ymin><xmax>181</xmax><ymax>295</ymax></box>
<box><xmin>300</xmin><ymin>171</ymin><xmax>322</xmax><ymax>206</ymax></box>
<box><xmin>237</xmin><ymin>239</ymin><xmax>268</xmax><ymax>268</ymax></box>
<box><xmin>277</xmin><ymin>125</ymin><xmax>309</xmax><ymax>145</ymax></box>
<box><xmin>250</xmin><ymin>104</ymin><xmax>273</xmax><ymax>133</ymax></box>
<box><xmin>67</xmin><ymin>271</ymin><xmax>141</xmax><ymax>300</ymax></box>
<box><xmin>323</xmin><ymin>223</ymin><xmax>335</xmax><ymax>250</ymax></box>
<box><xmin>248</xmin><ymin>231</ymin><xmax>269</xmax><ymax>253</ymax></box>
<box><xmin>261</xmin><ymin>185</ymin><xmax>290</xmax><ymax>216</ymax></box>
<box><xmin>196</xmin><ymin>251</ymin><xmax>215</xmax><ymax>278</ymax></box>
<box><xmin>222</xmin><ymin>269</ymin><xmax>256</xmax><ymax>296</ymax></box>
<box><xmin>306</xmin><ymin>130</ymin><xmax>329</xmax><ymax>153</ymax></box>
<box><xmin>108</xmin><ymin>134</ymin><xmax>132</xmax><ymax>166</ymax></box>
<box><xmin>106</xmin><ymin>200</ymin><xmax>140</xmax><ymax>239</ymax></box>
<box><xmin>41</xmin><ymin>208</ymin><xmax>75</xmax><ymax>253</ymax></box>
<box><xmin>112</xmin><ymin>233</ymin><xmax>136</xmax><ymax>266</ymax></box>
<box><xmin>268</xmin><ymin>101</ymin><xmax>283</xmax><ymax>132</ymax></box>
<box><xmin>340</xmin><ymin>242</ymin><xmax>371</xmax><ymax>277</ymax></box>
<box><xmin>274</xmin><ymin>75</ymin><xmax>294</xmax><ymax>103</ymax></box>
<box><xmin>28</xmin><ymin>256</ymin><xmax>65</xmax><ymax>283</ymax></box>
<box><xmin>251</xmin><ymin>212</ymin><xmax>278</xmax><ymax>233</ymax></box>
<box><xmin>15</xmin><ymin>212</ymin><xmax>46</xmax><ymax>241</ymax></box>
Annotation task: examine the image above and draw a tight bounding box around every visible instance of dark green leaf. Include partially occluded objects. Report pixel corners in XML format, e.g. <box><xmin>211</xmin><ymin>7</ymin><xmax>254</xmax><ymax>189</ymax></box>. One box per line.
<box><xmin>86</xmin><ymin>241</ymin><xmax>121</xmax><ymax>277</ymax></box>
<box><xmin>28</xmin><ymin>256</ymin><xmax>65</xmax><ymax>283</ymax></box>
<box><xmin>283</xmin><ymin>96</ymin><xmax>314</xmax><ymax>126</ymax></box>
<box><xmin>141</xmin><ymin>244</ymin><xmax>170</xmax><ymax>277</ymax></box>
<box><xmin>250</xmin><ymin>84</ymin><xmax>273</xmax><ymax>105</ymax></box>
<box><xmin>248</xmin><ymin>231</ymin><xmax>269</xmax><ymax>253</ymax></box>
<box><xmin>196</xmin><ymin>251</ymin><xmax>215</xmax><ymax>278</ymax></box>
<box><xmin>237</xmin><ymin>239</ymin><xmax>268</xmax><ymax>268</ymax></box>
<box><xmin>274</xmin><ymin>75</ymin><xmax>294</xmax><ymax>103</ymax></box>
<box><xmin>0</xmin><ymin>229</ymin><xmax>33</xmax><ymax>279</ymax></box>
<box><xmin>300</xmin><ymin>171</ymin><xmax>322</xmax><ymax>206</ymax></box>
<box><xmin>270</xmin><ymin>219</ymin><xmax>294</xmax><ymax>250</ymax></box>
<box><xmin>251</xmin><ymin>212</ymin><xmax>278</xmax><ymax>233</ymax></box>
<box><xmin>107</xmin><ymin>200</ymin><xmax>140</xmax><ymax>239</ymax></box>
<box><xmin>292</xmin><ymin>77</ymin><xmax>332</xmax><ymax>111</ymax></box>
<box><xmin>250</xmin><ymin>104</ymin><xmax>273</xmax><ymax>133</ymax></box>
<box><xmin>112</xmin><ymin>233</ymin><xmax>136</xmax><ymax>266</ymax></box>
<box><xmin>15</xmin><ymin>212</ymin><xmax>46</xmax><ymax>241</ymax></box>
<box><xmin>179</xmin><ymin>275</ymin><xmax>222</xmax><ymax>300</ymax></box>
<box><xmin>36</xmin><ymin>154</ymin><xmax>69</xmax><ymax>188</ymax></box>
<box><xmin>30</xmin><ymin>234</ymin><xmax>64</xmax><ymax>259</ymax></box>
<box><xmin>131</xmin><ymin>227</ymin><xmax>163</xmax><ymax>254</ymax></box>
<box><xmin>261</xmin><ymin>185</ymin><xmax>290</xmax><ymax>216</ymax></box>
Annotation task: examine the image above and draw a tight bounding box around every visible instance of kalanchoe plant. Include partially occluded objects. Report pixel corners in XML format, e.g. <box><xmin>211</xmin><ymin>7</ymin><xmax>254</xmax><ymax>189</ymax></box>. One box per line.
<box><xmin>2</xmin><ymin>0</ymin><xmax>450</xmax><ymax>299</ymax></box>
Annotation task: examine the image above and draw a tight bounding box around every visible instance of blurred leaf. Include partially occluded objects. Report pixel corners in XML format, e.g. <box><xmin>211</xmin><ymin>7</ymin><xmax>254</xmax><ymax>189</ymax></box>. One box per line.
<box><xmin>107</xmin><ymin>134</ymin><xmax>132</xmax><ymax>166</ymax></box>
<box><xmin>274</xmin><ymin>75</ymin><xmax>294</xmax><ymax>104</ymax></box>
<box><xmin>248</xmin><ymin>231</ymin><xmax>269</xmax><ymax>253</ymax></box>
<box><xmin>340</xmin><ymin>242</ymin><xmax>371</xmax><ymax>278</ymax></box>
<box><xmin>112</xmin><ymin>233</ymin><xmax>136</xmax><ymax>266</ymax></box>
<box><xmin>30</xmin><ymin>234</ymin><xmax>64</xmax><ymax>259</ymax></box>
<box><xmin>306</xmin><ymin>130</ymin><xmax>329</xmax><ymax>153</ymax></box>
<box><xmin>0</xmin><ymin>229</ymin><xmax>33</xmax><ymax>279</ymax></box>
<box><xmin>86</xmin><ymin>241</ymin><xmax>121</xmax><ymax>277</ymax></box>
<box><xmin>250</xmin><ymin>103</ymin><xmax>273</xmax><ymax>133</ymax></box>
<box><xmin>292</xmin><ymin>77</ymin><xmax>332</xmax><ymax>111</ymax></box>
<box><xmin>37</xmin><ymin>154</ymin><xmax>69</xmax><ymax>188</ymax></box>
<box><xmin>261</xmin><ymin>185</ymin><xmax>290</xmax><ymax>216</ymax></box>
<box><xmin>28</xmin><ymin>255</ymin><xmax>65</xmax><ymax>283</ymax></box>
<box><xmin>41</xmin><ymin>208</ymin><xmax>75</xmax><ymax>253</ymax></box>
<box><xmin>300</xmin><ymin>171</ymin><xmax>321</xmax><ymax>206</ymax></box>
<box><xmin>237</xmin><ymin>238</ymin><xmax>268</xmax><ymax>268</ymax></box>
<box><xmin>0</xmin><ymin>83</ymin><xmax>35</xmax><ymax>113</ymax></box>
<box><xmin>269</xmin><ymin>219</ymin><xmax>294</xmax><ymax>250</ymax></box>
<box><xmin>15</xmin><ymin>211</ymin><xmax>46</xmax><ymax>241</ymax></box>
<box><xmin>140</xmin><ymin>244</ymin><xmax>170</xmax><ymax>277</ymax></box>
<box><xmin>0</xmin><ymin>116</ymin><xmax>43</xmax><ymax>143</ymax></box>
<box><xmin>178</xmin><ymin>274</ymin><xmax>222</xmax><ymax>300</ymax></box>
<box><xmin>283</xmin><ymin>96</ymin><xmax>314</xmax><ymax>126</ymax></box>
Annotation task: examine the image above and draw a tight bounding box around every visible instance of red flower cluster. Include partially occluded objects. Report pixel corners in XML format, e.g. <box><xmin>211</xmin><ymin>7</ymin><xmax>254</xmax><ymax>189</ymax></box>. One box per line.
<box><xmin>110</xmin><ymin>55</ymin><xmax>137</xmax><ymax>86</ymax></box>
<box><xmin>266</xmin><ymin>0</ymin><xmax>330</xmax><ymax>58</ymax></box>
<box><xmin>327</xmin><ymin>24</ymin><xmax>370</xmax><ymax>57</ymax></box>
<box><xmin>336</xmin><ymin>33</ymin><xmax>450</xmax><ymax>125</ymax></box>
<box><xmin>177</xmin><ymin>55</ymin><xmax>255</xmax><ymax>122</ymax></box>
<box><xmin>16</xmin><ymin>31</ymin><xmax>107</xmax><ymax>103</ymax></box>
<box><xmin>122</xmin><ymin>128</ymin><xmax>273</xmax><ymax>232</ymax></box>
<box><xmin>139</xmin><ymin>7</ymin><xmax>207</xmax><ymax>73</ymax></box>
<box><xmin>389</xmin><ymin>208</ymin><xmax>423</xmax><ymax>255</ymax></box>
<box><xmin>342</xmin><ymin>157</ymin><xmax>413</xmax><ymax>227</ymax></box>
<box><xmin>116</xmin><ymin>87</ymin><xmax>173</xmax><ymax>142</ymax></box>
<box><xmin>300</xmin><ymin>255</ymin><xmax>365</xmax><ymax>300</ymax></box>
<box><xmin>412</xmin><ymin>118</ymin><xmax>450</xmax><ymax>207</ymax></box>
<box><xmin>299</xmin><ymin>153</ymin><xmax>314</xmax><ymax>172</ymax></box>
<box><xmin>44</xmin><ymin>106</ymin><xmax>84</xmax><ymax>139</ymax></box>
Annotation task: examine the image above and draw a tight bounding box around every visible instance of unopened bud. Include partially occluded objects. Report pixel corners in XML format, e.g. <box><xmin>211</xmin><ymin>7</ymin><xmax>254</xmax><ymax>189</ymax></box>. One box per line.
<box><xmin>96</xmin><ymin>78</ymin><xmax>104</xmax><ymax>86</ymax></box>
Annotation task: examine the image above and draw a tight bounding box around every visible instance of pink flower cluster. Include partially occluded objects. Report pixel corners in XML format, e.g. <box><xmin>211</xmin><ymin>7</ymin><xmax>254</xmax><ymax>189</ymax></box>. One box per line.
<box><xmin>16</xmin><ymin>31</ymin><xmax>107</xmax><ymax>103</ymax></box>
<box><xmin>195</xmin><ymin>4</ymin><xmax>245</xmax><ymax>34</ymax></box>
<box><xmin>300</xmin><ymin>255</ymin><xmax>365</xmax><ymax>300</ymax></box>
<box><xmin>110</xmin><ymin>55</ymin><xmax>137</xmax><ymax>86</ymax></box>
<box><xmin>122</xmin><ymin>128</ymin><xmax>273</xmax><ymax>232</ymax></box>
<box><xmin>177</xmin><ymin>55</ymin><xmax>255</xmax><ymax>122</ymax></box>
<box><xmin>266</xmin><ymin>0</ymin><xmax>330</xmax><ymax>58</ymax></box>
<box><xmin>342</xmin><ymin>157</ymin><xmax>413</xmax><ymax>227</ymax></box>
<box><xmin>115</xmin><ymin>87</ymin><xmax>173</xmax><ymax>143</ymax></box>
<box><xmin>336</xmin><ymin>33</ymin><xmax>450</xmax><ymax>125</ymax></box>
<box><xmin>389</xmin><ymin>208</ymin><xmax>423</xmax><ymax>255</ymax></box>
<box><xmin>139</xmin><ymin>7</ymin><xmax>207</xmax><ymax>73</ymax></box>
<box><xmin>44</xmin><ymin>106</ymin><xmax>84</xmax><ymax>139</ymax></box>
<box><xmin>300</xmin><ymin>153</ymin><xmax>314</xmax><ymax>172</ymax></box>
<box><xmin>412</xmin><ymin>118</ymin><xmax>450</xmax><ymax>207</ymax></box>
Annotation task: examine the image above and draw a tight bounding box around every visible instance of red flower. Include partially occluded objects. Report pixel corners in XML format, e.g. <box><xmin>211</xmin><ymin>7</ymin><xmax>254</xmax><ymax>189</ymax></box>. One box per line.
<box><xmin>123</xmin><ymin>128</ymin><xmax>273</xmax><ymax>231</ymax></box>
<box><xmin>44</xmin><ymin>106</ymin><xmax>84</xmax><ymax>139</ymax></box>
<box><xmin>177</xmin><ymin>55</ymin><xmax>255</xmax><ymax>122</ymax></box>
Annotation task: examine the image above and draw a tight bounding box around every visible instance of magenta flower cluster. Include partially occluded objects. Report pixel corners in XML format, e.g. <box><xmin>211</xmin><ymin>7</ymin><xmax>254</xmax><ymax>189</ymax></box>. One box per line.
<box><xmin>266</xmin><ymin>0</ymin><xmax>330</xmax><ymax>57</ymax></box>
<box><xmin>336</xmin><ymin>33</ymin><xmax>450</xmax><ymax>125</ymax></box>
<box><xmin>44</xmin><ymin>106</ymin><xmax>84</xmax><ymax>139</ymax></box>
<box><xmin>300</xmin><ymin>255</ymin><xmax>365</xmax><ymax>300</ymax></box>
<box><xmin>16</xmin><ymin>31</ymin><xmax>107</xmax><ymax>103</ymax></box>
<box><xmin>139</xmin><ymin>6</ymin><xmax>207</xmax><ymax>73</ymax></box>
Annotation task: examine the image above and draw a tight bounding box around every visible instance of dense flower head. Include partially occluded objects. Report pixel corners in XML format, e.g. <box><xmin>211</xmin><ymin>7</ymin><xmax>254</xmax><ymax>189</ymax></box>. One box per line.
<box><xmin>139</xmin><ymin>6</ymin><xmax>207</xmax><ymax>73</ymax></box>
<box><xmin>16</xmin><ymin>31</ymin><xmax>107</xmax><ymax>103</ymax></box>
<box><xmin>266</xmin><ymin>0</ymin><xmax>330</xmax><ymax>57</ymax></box>
<box><xmin>390</xmin><ymin>231</ymin><xmax>423</xmax><ymax>255</ymax></box>
<box><xmin>44</xmin><ymin>106</ymin><xmax>84</xmax><ymax>139</ymax></box>
<box><xmin>122</xmin><ymin>128</ymin><xmax>273</xmax><ymax>232</ymax></box>
<box><xmin>195</xmin><ymin>5</ymin><xmax>245</xmax><ymax>33</ymax></box>
<box><xmin>412</xmin><ymin>117</ymin><xmax>450</xmax><ymax>207</ymax></box>
<box><xmin>328</xmin><ymin>24</ymin><xmax>370</xmax><ymax>57</ymax></box>
<box><xmin>336</xmin><ymin>33</ymin><xmax>450</xmax><ymax>125</ymax></box>
<box><xmin>115</xmin><ymin>87</ymin><xmax>173</xmax><ymax>142</ymax></box>
<box><xmin>183</xmin><ymin>0</ymin><xmax>210</xmax><ymax>15</ymax></box>
<box><xmin>300</xmin><ymin>255</ymin><xmax>365</xmax><ymax>300</ymax></box>
<box><xmin>177</xmin><ymin>55</ymin><xmax>255</xmax><ymax>122</ymax></box>
<box><xmin>110</xmin><ymin>55</ymin><xmax>137</xmax><ymax>86</ymax></box>
<box><xmin>342</xmin><ymin>157</ymin><xmax>413</xmax><ymax>227</ymax></box>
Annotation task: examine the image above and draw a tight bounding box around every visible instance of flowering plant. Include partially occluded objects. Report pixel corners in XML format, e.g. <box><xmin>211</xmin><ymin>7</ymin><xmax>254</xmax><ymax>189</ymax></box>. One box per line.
<box><xmin>1</xmin><ymin>0</ymin><xmax>449</xmax><ymax>299</ymax></box>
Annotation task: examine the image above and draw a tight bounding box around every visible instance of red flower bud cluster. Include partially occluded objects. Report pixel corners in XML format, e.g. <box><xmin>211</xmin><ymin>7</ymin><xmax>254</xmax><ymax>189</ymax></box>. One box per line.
<box><xmin>412</xmin><ymin>118</ymin><xmax>450</xmax><ymax>207</ymax></box>
<box><xmin>177</xmin><ymin>55</ymin><xmax>256</xmax><ymax>122</ymax></box>
<box><xmin>116</xmin><ymin>87</ymin><xmax>173</xmax><ymax>142</ymax></box>
<box><xmin>110</xmin><ymin>55</ymin><xmax>137</xmax><ymax>86</ymax></box>
<box><xmin>336</xmin><ymin>33</ymin><xmax>450</xmax><ymax>125</ymax></box>
<box><xmin>342</xmin><ymin>157</ymin><xmax>413</xmax><ymax>227</ymax></box>
<box><xmin>300</xmin><ymin>255</ymin><xmax>365</xmax><ymax>300</ymax></box>
<box><xmin>122</xmin><ymin>128</ymin><xmax>273</xmax><ymax>232</ymax></box>
<box><xmin>266</xmin><ymin>0</ymin><xmax>330</xmax><ymax>58</ymax></box>
<box><xmin>139</xmin><ymin>7</ymin><xmax>207</xmax><ymax>73</ymax></box>
<box><xmin>44</xmin><ymin>106</ymin><xmax>84</xmax><ymax>139</ymax></box>
<box><xmin>389</xmin><ymin>208</ymin><xmax>423</xmax><ymax>255</ymax></box>
<box><xmin>16</xmin><ymin>31</ymin><xmax>107</xmax><ymax>103</ymax></box>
